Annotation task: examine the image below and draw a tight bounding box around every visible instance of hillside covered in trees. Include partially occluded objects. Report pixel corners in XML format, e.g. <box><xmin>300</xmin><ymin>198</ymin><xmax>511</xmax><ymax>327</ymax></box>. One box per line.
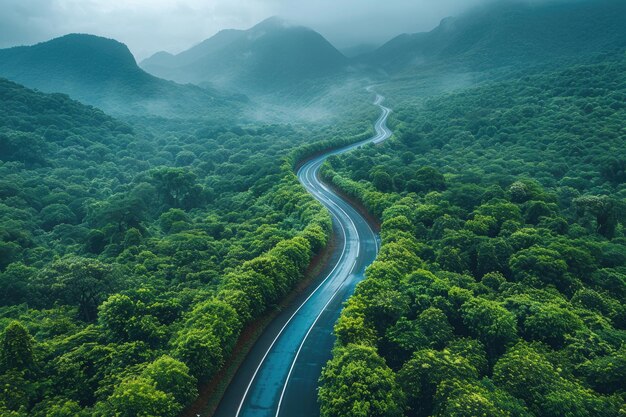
<box><xmin>0</xmin><ymin>34</ymin><xmax>244</xmax><ymax>118</ymax></box>
<box><xmin>0</xmin><ymin>77</ymin><xmax>376</xmax><ymax>416</ymax></box>
<box><xmin>318</xmin><ymin>52</ymin><xmax>626</xmax><ymax>416</ymax></box>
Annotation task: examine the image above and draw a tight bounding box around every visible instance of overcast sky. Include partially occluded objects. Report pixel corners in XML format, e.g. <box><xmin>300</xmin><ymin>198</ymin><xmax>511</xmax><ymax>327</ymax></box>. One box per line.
<box><xmin>0</xmin><ymin>0</ymin><xmax>491</xmax><ymax>60</ymax></box>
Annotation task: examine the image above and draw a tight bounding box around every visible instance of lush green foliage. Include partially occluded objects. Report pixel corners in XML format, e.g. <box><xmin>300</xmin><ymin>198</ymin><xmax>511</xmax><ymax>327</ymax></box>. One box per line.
<box><xmin>0</xmin><ymin>77</ymin><xmax>373</xmax><ymax>415</ymax></box>
<box><xmin>319</xmin><ymin>53</ymin><xmax>626</xmax><ymax>417</ymax></box>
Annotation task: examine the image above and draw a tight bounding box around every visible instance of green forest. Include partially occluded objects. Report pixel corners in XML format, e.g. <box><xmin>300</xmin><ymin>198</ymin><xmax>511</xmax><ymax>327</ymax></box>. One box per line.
<box><xmin>318</xmin><ymin>53</ymin><xmax>626</xmax><ymax>416</ymax></box>
<box><xmin>0</xmin><ymin>77</ymin><xmax>376</xmax><ymax>415</ymax></box>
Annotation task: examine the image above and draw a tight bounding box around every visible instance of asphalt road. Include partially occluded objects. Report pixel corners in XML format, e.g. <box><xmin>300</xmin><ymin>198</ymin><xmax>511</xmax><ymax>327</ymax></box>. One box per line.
<box><xmin>213</xmin><ymin>93</ymin><xmax>392</xmax><ymax>417</ymax></box>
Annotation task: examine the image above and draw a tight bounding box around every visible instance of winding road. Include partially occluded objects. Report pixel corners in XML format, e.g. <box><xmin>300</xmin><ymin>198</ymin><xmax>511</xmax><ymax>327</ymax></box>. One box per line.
<box><xmin>213</xmin><ymin>93</ymin><xmax>392</xmax><ymax>417</ymax></box>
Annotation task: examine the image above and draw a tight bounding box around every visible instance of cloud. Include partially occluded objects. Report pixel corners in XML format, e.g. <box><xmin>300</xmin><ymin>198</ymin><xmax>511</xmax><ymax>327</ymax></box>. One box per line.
<box><xmin>279</xmin><ymin>0</ymin><xmax>490</xmax><ymax>48</ymax></box>
<box><xmin>0</xmin><ymin>0</ymin><xmax>58</xmax><ymax>47</ymax></box>
<box><xmin>0</xmin><ymin>0</ymin><xmax>492</xmax><ymax>59</ymax></box>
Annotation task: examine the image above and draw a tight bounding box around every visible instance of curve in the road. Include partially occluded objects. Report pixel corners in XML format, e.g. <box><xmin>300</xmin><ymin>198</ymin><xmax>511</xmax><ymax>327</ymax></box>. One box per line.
<box><xmin>213</xmin><ymin>92</ymin><xmax>392</xmax><ymax>417</ymax></box>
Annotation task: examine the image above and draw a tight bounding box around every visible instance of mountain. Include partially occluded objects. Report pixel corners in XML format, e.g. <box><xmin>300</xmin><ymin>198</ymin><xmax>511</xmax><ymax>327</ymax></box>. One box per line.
<box><xmin>364</xmin><ymin>0</ymin><xmax>626</xmax><ymax>73</ymax></box>
<box><xmin>0</xmin><ymin>34</ymin><xmax>243</xmax><ymax>118</ymax></box>
<box><xmin>340</xmin><ymin>44</ymin><xmax>379</xmax><ymax>59</ymax></box>
<box><xmin>141</xmin><ymin>17</ymin><xmax>348</xmax><ymax>94</ymax></box>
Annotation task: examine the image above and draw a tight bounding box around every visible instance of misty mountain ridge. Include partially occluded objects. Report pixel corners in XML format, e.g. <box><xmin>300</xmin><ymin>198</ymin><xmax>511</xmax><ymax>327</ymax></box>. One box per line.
<box><xmin>140</xmin><ymin>16</ymin><xmax>348</xmax><ymax>94</ymax></box>
<box><xmin>364</xmin><ymin>0</ymin><xmax>626</xmax><ymax>73</ymax></box>
<box><xmin>141</xmin><ymin>0</ymin><xmax>626</xmax><ymax>94</ymax></box>
<box><xmin>0</xmin><ymin>33</ymin><xmax>243</xmax><ymax>118</ymax></box>
<box><xmin>0</xmin><ymin>0</ymin><xmax>623</xmax><ymax>117</ymax></box>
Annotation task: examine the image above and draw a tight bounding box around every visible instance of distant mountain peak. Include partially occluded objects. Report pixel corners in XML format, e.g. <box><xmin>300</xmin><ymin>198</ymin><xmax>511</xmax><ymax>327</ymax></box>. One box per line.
<box><xmin>150</xmin><ymin>51</ymin><xmax>175</xmax><ymax>59</ymax></box>
<box><xmin>140</xmin><ymin>17</ymin><xmax>346</xmax><ymax>94</ymax></box>
<box><xmin>1</xmin><ymin>33</ymin><xmax>140</xmax><ymax>80</ymax></box>
<box><xmin>0</xmin><ymin>33</ymin><xmax>240</xmax><ymax>117</ymax></box>
<box><xmin>44</xmin><ymin>33</ymin><xmax>135</xmax><ymax>59</ymax></box>
<box><xmin>53</xmin><ymin>33</ymin><xmax>118</xmax><ymax>42</ymax></box>
<box><xmin>252</xmin><ymin>16</ymin><xmax>292</xmax><ymax>30</ymax></box>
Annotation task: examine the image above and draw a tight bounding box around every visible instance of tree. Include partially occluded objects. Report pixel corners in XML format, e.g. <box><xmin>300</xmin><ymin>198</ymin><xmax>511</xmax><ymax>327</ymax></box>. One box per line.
<box><xmin>447</xmin><ymin>338</ymin><xmax>489</xmax><ymax>377</ymax></box>
<box><xmin>433</xmin><ymin>379</ymin><xmax>532</xmax><ymax>417</ymax></box>
<box><xmin>574</xmin><ymin>195</ymin><xmax>623</xmax><ymax>238</ymax></box>
<box><xmin>99</xmin><ymin>294</ymin><xmax>137</xmax><ymax>340</ymax></box>
<box><xmin>509</xmin><ymin>247</ymin><xmax>568</xmax><ymax>290</ymax></box>
<box><xmin>40</xmin><ymin>204</ymin><xmax>76</xmax><ymax>231</ymax></box>
<box><xmin>475</xmin><ymin>238</ymin><xmax>512</xmax><ymax>277</ymax></box>
<box><xmin>35</xmin><ymin>400</ymin><xmax>86</xmax><ymax>417</ymax></box>
<box><xmin>481</xmin><ymin>271</ymin><xmax>507</xmax><ymax>291</ymax></box>
<box><xmin>100</xmin><ymin>377</ymin><xmax>180</xmax><ymax>417</ymax></box>
<box><xmin>0</xmin><ymin>263</ymin><xmax>34</xmax><ymax>306</ymax></box>
<box><xmin>159</xmin><ymin>209</ymin><xmax>190</xmax><ymax>233</ymax></box>
<box><xmin>437</xmin><ymin>247</ymin><xmax>469</xmax><ymax>273</ymax></box>
<box><xmin>243</xmin><ymin>254</ymin><xmax>291</xmax><ymax>300</ymax></box>
<box><xmin>524</xmin><ymin>200</ymin><xmax>555</xmax><ymax>224</ymax></box>
<box><xmin>123</xmin><ymin>228</ymin><xmax>142</xmax><ymax>248</ymax></box>
<box><xmin>413</xmin><ymin>166</ymin><xmax>446</xmax><ymax>193</ymax></box>
<box><xmin>0</xmin><ymin>321</ymin><xmax>34</xmax><ymax>372</ymax></box>
<box><xmin>142</xmin><ymin>355</ymin><xmax>198</xmax><ymax>406</ymax></box>
<box><xmin>221</xmin><ymin>269</ymin><xmax>275</xmax><ymax>319</ymax></box>
<box><xmin>599</xmin><ymin>158</ymin><xmax>626</xmax><ymax>185</ymax></box>
<box><xmin>184</xmin><ymin>299</ymin><xmax>241</xmax><ymax>353</ymax></box>
<box><xmin>34</xmin><ymin>256</ymin><xmax>119</xmax><ymax>321</ymax></box>
<box><xmin>0</xmin><ymin>241</ymin><xmax>20</xmax><ymax>271</ymax></box>
<box><xmin>334</xmin><ymin>299</ymin><xmax>378</xmax><ymax>347</ymax></box>
<box><xmin>85</xmin><ymin>229</ymin><xmax>107</xmax><ymax>254</ymax></box>
<box><xmin>548</xmin><ymin>242</ymin><xmax>596</xmax><ymax>278</ymax></box>
<box><xmin>492</xmin><ymin>343</ymin><xmax>557</xmax><ymax>414</ymax></box>
<box><xmin>383</xmin><ymin>317</ymin><xmax>427</xmax><ymax>368</ymax></box>
<box><xmin>0</xmin><ymin>369</ymin><xmax>33</xmax><ymax>412</ymax></box>
<box><xmin>151</xmin><ymin>167</ymin><xmax>205</xmax><ymax>210</ymax></box>
<box><xmin>398</xmin><ymin>348</ymin><xmax>478</xmax><ymax>416</ymax></box>
<box><xmin>461</xmin><ymin>298</ymin><xmax>518</xmax><ymax>355</ymax></box>
<box><xmin>0</xmin><ymin>131</ymin><xmax>48</xmax><ymax>165</ymax></box>
<box><xmin>581</xmin><ymin>347</ymin><xmax>626</xmax><ymax>394</ymax></box>
<box><xmin>90</xmin><ymin>194</ymin><xmax>146</xmax><ymax>233</ymax></box>
<box><xmin>174</xmin><ymin>150</ymin><xmax>196</xmax><ymax>167</ymax></box>
<box><xmin>354</xmin><ymin>277</ymin><xmax>410</xmax><ymax>334</ymax></box>
<box><xmin>376</xmin><ymin>239</ymin><xmax>422</xmax><ymax>273</ymax></box>
<box><xmin>381</xmin><ymin>216</ymin><xmax>415</xmax><ymax>242</ymax></box>
<box><xmin>475</xmin><ymin>200</ymin><xmax>522</xmax><ymax>228</ymax></box>
<box><xmin>523</xmin><ymin>303</ymin><xmax>584</xmax><ymax>348</ymax></box>
<box><xmin>465</xmin><ymin>215</ymin><xmax>498</xmax><ymax>237</ymax></box>
<box><xmin>372</xmin><ymin>170</ymin><xmax>394</xmax><ymax>192</ymax></box>
<box><xmin>415</xmin><ymin>307</ymin><xmax>454</xmax><ymax>349</ymax></box>
<box><xmin>509</xmin><ymin>181</ymin><xmax>532</xmax><ymax>203</ymax></box>
<box><xmin>570</xmin><ymin>288</ymin><xmax>611</xmax><ymax>316</ymax></box>
<box><xmin>174</xmin><ymin>328</ymin><xmax>223</xmax><ymax>382</ymax></box>
<box><xmin>494</xmin><ymin>341</ymin><xmax>623</xmax><ymax>417</ymax></box>
<box><xmin>319</xmin><ymin>344</ymin><xmax>404</xmax><ymax>417</ymax></box>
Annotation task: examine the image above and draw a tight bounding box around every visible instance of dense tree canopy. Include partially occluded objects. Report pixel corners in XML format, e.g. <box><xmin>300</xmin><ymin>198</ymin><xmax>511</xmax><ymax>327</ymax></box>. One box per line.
<box><xmin>319</xmin><ymin>52</ymin><xmax>626</xmax><ymax>417</ymax></box>
<box><xmin>0</xmin><ymin>77</ymin><xmax>375</xmax><ymax>415</ymax></box>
